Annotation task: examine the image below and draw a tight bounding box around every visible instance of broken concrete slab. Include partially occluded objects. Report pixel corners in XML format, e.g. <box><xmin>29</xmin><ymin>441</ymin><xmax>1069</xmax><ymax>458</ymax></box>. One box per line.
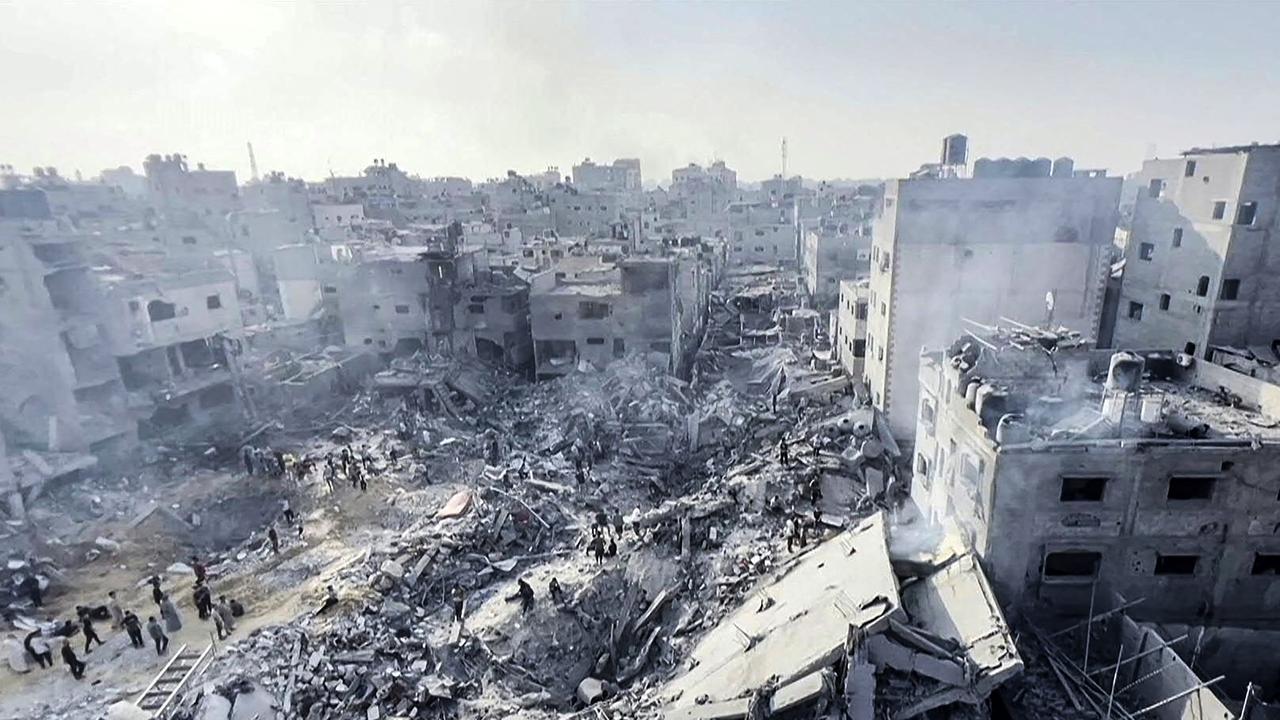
<box><xmin>663</xmin><ymin>512</ymin><xmax>902</xmax><ymax>712</ymax></box>
<box><xmin>899</xmin><ymin>553</ymin><xmax>1022</xmax><ymax>698</ymax></box>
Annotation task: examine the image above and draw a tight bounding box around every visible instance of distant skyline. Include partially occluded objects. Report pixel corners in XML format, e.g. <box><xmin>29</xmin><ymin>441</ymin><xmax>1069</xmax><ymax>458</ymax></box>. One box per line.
<box><xmin>3</xmin><ymin>0</ymin><xmax>1279</xmax><ymax>184</ymax></box>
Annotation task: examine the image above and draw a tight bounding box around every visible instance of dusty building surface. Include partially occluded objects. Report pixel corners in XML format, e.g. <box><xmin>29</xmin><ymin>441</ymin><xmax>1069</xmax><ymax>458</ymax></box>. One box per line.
<box><xmin>865</xmin><ymin>167</ymin><xmax>1122</xmax><ymax>441</ymax></box>
<box><xmin>1114</xmin><ymin>144</ymin><xmax>1280</xmax><ymax>360</ymax></box>
<box><xmin>914</xmin><ymin>324</ymin><xmax>1280</xmax><ymax>623</ymax></box>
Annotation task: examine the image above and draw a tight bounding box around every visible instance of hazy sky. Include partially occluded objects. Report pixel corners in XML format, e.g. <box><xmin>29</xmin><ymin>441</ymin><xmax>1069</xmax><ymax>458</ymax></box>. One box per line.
<box><xmin>3</xmin><ymin>1</ymin><xmax>1278</xmax><ymax>185</ymax></box>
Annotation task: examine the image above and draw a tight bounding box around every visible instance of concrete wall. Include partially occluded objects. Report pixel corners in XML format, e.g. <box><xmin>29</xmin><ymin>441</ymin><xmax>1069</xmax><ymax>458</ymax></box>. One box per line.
<box><xmin>1114</xmin><ymin>147</ymin><xmax>1280</xmax><ymax>358</ymax></box>
<box><xmin>868</xmin><ymin>176</ymin><xmax>1120</xmax><ymax>439</ymax></box>
<box><xmin>338</xmin><ymin>259</ymin><xmax>432</xmax><ymax>353</ymax></box>
<box><xmin>101</xmin><ymin>271</ymin><xmax>242</xmax><ymax>355</ymax></box>
<box><xmin>915</xmin><ymin>352</ymin><xmax>1280</xmax><ymax>623</ymax></box>
<box><xmin>832</xmin><ymin>280</ymin><xmax>867</xmax><ymax>378</ymax></box>
<box><xmin>728</xmin><ymin>223</ymin><xmax>795</xmax><ymax>268</ymax></box>
<box><xmin>1116</xmin><ymin>615</ymin><xmax>1236</xmax><ymax>720</ymax></box>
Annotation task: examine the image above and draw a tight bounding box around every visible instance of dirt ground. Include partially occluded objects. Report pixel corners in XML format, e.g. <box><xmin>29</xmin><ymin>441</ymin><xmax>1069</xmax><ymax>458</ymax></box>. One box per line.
<box><xmin>0</xmin><ymin>437</ymin><xmax>466</xmax><ymax>720</ymax></box>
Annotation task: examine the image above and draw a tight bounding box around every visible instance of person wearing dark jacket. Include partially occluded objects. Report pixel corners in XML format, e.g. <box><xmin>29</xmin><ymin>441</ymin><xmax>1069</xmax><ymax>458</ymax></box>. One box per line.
<box><xmin>123</xmin><ymin>611</ymin><xmax>145</xmax><ymax>648</ymax></box>
<box><xmin>61</xmin><ymin>642</ymin><xmax>85</xmax><ymax>680</ymax></box>
<box><xmin>79</xmin><ymin>610</ymin><xmax>104</xmax><ymax>653</ymax></box>
<box><xmin>20</xmin><ymin>575</ymin><xmax>42</xmax><ymax>608</ymax></box>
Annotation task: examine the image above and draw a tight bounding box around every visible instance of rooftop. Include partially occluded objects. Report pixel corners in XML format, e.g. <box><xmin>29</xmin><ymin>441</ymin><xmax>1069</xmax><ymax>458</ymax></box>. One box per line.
<box><xmin>928</xmin><ymin>322</ymin><xmax>1280</xmax><ymax>449</ymax></box>
<box><xmin>1181</xmin><ymin>142</ymin><xmax>1280</xmax><ymax>156</ymax></box>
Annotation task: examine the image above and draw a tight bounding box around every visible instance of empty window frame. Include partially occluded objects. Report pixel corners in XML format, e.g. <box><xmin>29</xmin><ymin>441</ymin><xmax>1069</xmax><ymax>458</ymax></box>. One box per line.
<box><xmin>578</xmin><ymin>301</ymin><xmax>611</xmax><ymax>320</ymax></box>
<box><xmin>1060</xmin><ymin>476</ymin><xmax>1107</xmax><ymax>502</ymax></box>
<box><xmin>1139</xmin><ymin>242</ymin><xmax>1155</xmax><ymax>260</ymax></box>
<box><xmin>1251</xmin><ymin>553</ymin><xmax>1280</xmax><ymax>575</ymax></box>
<box><xmin>1159</xmin><ymin>293</ymin><xmax>1171</xmax><ymax>310</ymax></box>
<box><xmin>1184</xmin><ymin>160</ymin><xmax>1197</xmax><ymax>177</ymax></box>
<box><xmin>1043</xmin><ymin>551</ymin><xmax>1101</xmax><ymax>579</ymax></box>
<box><xmin>1168</xmin><ymin>475</ymin><xmax>1215</xmax><ymax>501</ymax></box>
<box><xmin>585</xmin><ymin>337</ymin><xmax>605</xmax><ymax>345</ymax></box>
<box><xmin>1172</xmin><ymin>228</ymin><xmax>1183</xmax><ymax>247</ymax></box>
<box><xmin>1221</xmin><ymin>278</ymin><xmax>1240</xmax><ymax>300</ymax></box>
<box><xmin>852</xmin><ymin>339</ymin><xmax>866</xmax><ymax>358</ymax></box>
<box><xmin>394</xmin><ymin>304</ymin><xmax>410</xmax><ymax>314</ymax></box>
<box><xmin>1196</xmin><ymin>276</ymin><xmax>1211</xmax><ymax>297</ymax></box>
<box><xmin>1148</xmin><ymin>179</ymin><xmax>1164</xmax><ymax>199</ymax></box>
<box><xmin>1154</xmin><ymin>554</ymin><xmax>1199</xmax><ymax>576</ymax></box>
<box><xmin>1236</xmin><ymin>202</ymin><xmax>1258</xmax><ymax>226</ymax></box>
<box><xmin>206</xmin><ymin>294</ymin><xmax>222</xmax><ymax>310</ymax></box>
<box><xmin>855</xmin><ymin>302</ymin><xmax>868</xmax><ymax>320</ymax></box>
<box><xmin>1212</xmin><ymin>201</ymin><xmax>1227</xmax><ymax>220</ymax></box>
<box><xmin>1127</xmin><ymin>301</ymin><xmax>1144</xmax><ymax>320</ymax></box>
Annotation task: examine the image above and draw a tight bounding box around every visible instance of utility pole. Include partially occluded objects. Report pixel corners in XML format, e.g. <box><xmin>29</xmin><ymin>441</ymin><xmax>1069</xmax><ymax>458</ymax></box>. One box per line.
<box><xmin>780</xmin><ymin>137</ymin><xmax>788</xmax><ymax>180</ymax></box>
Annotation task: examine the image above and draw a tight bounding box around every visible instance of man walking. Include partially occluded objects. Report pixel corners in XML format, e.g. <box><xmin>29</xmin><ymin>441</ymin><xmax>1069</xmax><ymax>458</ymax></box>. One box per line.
<box><xmin>268</xmin><ymin>525</ymin><xmax>280</xmax><ymax>554</ymax></box>
<box><xmin>61</xmin><ymin>641</ymin><xmax>86</xmax><ymax>680</ymax></box>
<box><xmin>79</xmin><ymin>608</ymin><xmax>104</xmax><ymax>654</ymax></box>
<box><xmin>146</xmin><ymin>616</ymin><xmax>169</xmax><ymax>655</ymax></box>
<box><xmin>123</xmin><ymin>611</ymin><xmax>145</xmax><ymax>648</ymax></box>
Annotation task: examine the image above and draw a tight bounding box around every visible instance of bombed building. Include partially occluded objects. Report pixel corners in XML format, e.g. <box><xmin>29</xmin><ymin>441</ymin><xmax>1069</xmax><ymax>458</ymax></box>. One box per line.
<box><xmin>915</xmin><ymin>325</ymin><xmax>1280</xmax><ymax>622</ymax></box>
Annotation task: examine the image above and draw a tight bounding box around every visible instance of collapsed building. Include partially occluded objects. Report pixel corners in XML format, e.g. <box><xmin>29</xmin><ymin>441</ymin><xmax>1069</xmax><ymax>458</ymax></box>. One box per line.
<box><xmin>915</xmin><ymin>324</ymin><xmax>1280</xmax><ymax>623</ymax></box>
<box><xmin>530</xmin><ymin>253</ymin><xmax>712</xmax><ymax>380</ymax></box>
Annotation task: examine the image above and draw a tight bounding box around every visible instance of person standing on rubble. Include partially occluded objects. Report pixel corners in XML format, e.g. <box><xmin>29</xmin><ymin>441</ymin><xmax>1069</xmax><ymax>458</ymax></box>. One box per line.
<box><xmin>451</xmin><ymin>586</ymin><xmax>466</xmax><ymax>622</ymax></box>
<box><xmin>122</xmin><ymin>611</ymin><xmax>145</xmax><ymax>648</ymax></box>
<box><xmin>78</xmin><ymin>607</ymin><xmax>104</xmax><ymax>653</ymax></box>
<box><xmin>149</xmin><ymin>575</ymin><xmax>165</xmax><ymax>606</ymax></box>
<box><xmin>281</xmin><ymin>498</ymin><xmax>297</xmax><ymax>525</ymax></box>
<box><xmin>548</xmin><ymin>577</ymin><xmax>564</xmax><ymax>605</ymax></box>
<box><xmin>160</xmin><ymin>592</ymin><xmax>182</xmax><ymax>633</ymax></box>
<box><xmin>193</xmin><ymin>581</ymin><xmax>213</xmax><ymax>620</ymax></box>
<box><xmin>107</xmin><ymin>591</ymin><xmax>125</xmax><ymax>629</ymax></box>
<box><xmin>516</xmin><ymin>578</ymin><xmax>534</xmax><ymax>614</ymax></box>
<box><xmin>61</xmin><ymin>639</ymin><xmax>86</xmax><ymax>680</ymax></box>
<box><xmin>19</xmin><ymin>574</ymin><xmax>42</xmax><ymax>608</ymax></box>
<box><xmin>588</xmin><ymin>535</ymin><xmax>606</xmax><ymax>565</ymax></box>
<box><xmin>191</xmin><ymin>556</ymin><xmax>208</xmax><ymax>585</ymax></box>
<box><xmin>215</xmin><ymin>596</ymin><xmax>237</xmax><ymax>635</ymax></box>
<box><xmin>146</xmin><ymin>616</ymin><xmax>169</xmax><ymax>656</ymax></box>
<box><xmin>268</xmin><ymin>524</ymin><xmax>280</xmax><ymax>554</ymax></box>
<box><xmin>241</xmin><ymin>445</ymin><xmax>255</xmax><ymax>475</ymax></box>
<box><xmin>779</xmin><ymin>437</ymin><xmax>790</xmax><ymax>466</ymax></box>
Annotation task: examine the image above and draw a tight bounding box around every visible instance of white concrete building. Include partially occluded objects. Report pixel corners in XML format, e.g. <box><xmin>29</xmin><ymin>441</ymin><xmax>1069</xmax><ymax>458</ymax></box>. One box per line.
<box><xmin>832</xmin><ymin>279</ymin><xmax>869</xmax><ymax>378</ymax></box>
<box><xmin>1113</xmin><ymin>143</ymin><xmax>1280</xmax><ymax>359</ymax></box>
<box><xmin>865</xmin><ymin>170</ymin><xmax>1121</xmax><ymax>440</ymax></box>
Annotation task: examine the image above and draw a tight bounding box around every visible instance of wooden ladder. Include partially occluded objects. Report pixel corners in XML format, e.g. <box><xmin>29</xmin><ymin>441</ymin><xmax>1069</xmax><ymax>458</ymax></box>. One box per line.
<box><xmin>134</xmin><ymin>643</ymin><xmax>214</xmax><ymax>718</ymax></box>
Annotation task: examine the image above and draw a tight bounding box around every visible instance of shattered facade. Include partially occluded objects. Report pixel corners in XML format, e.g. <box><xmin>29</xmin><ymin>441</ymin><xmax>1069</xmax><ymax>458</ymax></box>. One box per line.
<box><xmin>529</xmin><ymin>253</ymin><xmax>709</xmax><ymax>380</ymax></box>
<box><xmin>915</xmin><ymin>326</ymin><xmax>1280</xmax><ymax>622</ymax></box>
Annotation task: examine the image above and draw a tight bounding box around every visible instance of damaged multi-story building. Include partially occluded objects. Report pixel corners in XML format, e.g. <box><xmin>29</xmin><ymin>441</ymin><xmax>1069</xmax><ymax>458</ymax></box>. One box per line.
<box><xmin>915</xmin><ymin>326</ymin><xmax>1280</xmax><ymax>623</ymax></box>
<box><xmin>336</xmin><ymin>240</ymin><xmax>533</xmax><ymax>371</ymax></box>
<box><xmin>95</xmin><ymin>262</ymin><xmax>247</xmax><ymax>441</ymax></box>
<box><xmin>529</xmin><ymin>252</ymin><xmax>710</xmax><ymax>380</ymax></box>
<box><xmin>1113</xmin><ymin>143</ymin><xmax>1280</xmax><ymax>361</ymax></box>
<box><xmin>0</xmin><ymin>190</ymin><xmax>132</xmax><ymax>516</ymax></box>
<box><xmin>865</xmin><ymin>153</ymin><xmax>1121</xmax><ymax>440</ymax></box>
<box><xmin>725</xmin><ymin>201</ymin><xmax>798</xmax><ymax>269</ymax></box>
<box><xmin>571</xmin><ymin>157</ymin><xmax>642</xmax><ymax>194</ymax></box>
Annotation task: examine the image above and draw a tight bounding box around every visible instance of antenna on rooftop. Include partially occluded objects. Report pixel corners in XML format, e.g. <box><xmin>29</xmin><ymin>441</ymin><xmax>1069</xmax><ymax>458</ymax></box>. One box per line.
<box><xmin>247</xmin><ymin>142</ymin><xmax>259</xmax><ymax>182</ymax></box>
<box><xmin>781</xmin><ymin>137</ymin><xmax>788</xmax><ymax>179</ymax></box>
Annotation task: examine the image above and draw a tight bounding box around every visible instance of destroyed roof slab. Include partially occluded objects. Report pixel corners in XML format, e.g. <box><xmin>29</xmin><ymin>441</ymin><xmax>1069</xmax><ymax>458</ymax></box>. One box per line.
<box><xmin>900</xmin><ymin>553</ymin><xmax>1023</xmax><ymax>697</ymax></box>
<box><xmin>663</xmin><ymin>512</ymin><xmax>902</xmax><ymax>713</ymax></box>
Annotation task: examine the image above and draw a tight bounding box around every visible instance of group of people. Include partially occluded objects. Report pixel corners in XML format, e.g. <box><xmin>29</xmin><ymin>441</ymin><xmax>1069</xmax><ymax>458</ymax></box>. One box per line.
<box><xmin>586</xmin><ymin>509</ymin><xmax>622</xmax><ymax>565</ymax></box>
<box><xmin>20</xmin><ymin>556</ymin><xmax>249</xmax><ymax>681</ymax></box>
